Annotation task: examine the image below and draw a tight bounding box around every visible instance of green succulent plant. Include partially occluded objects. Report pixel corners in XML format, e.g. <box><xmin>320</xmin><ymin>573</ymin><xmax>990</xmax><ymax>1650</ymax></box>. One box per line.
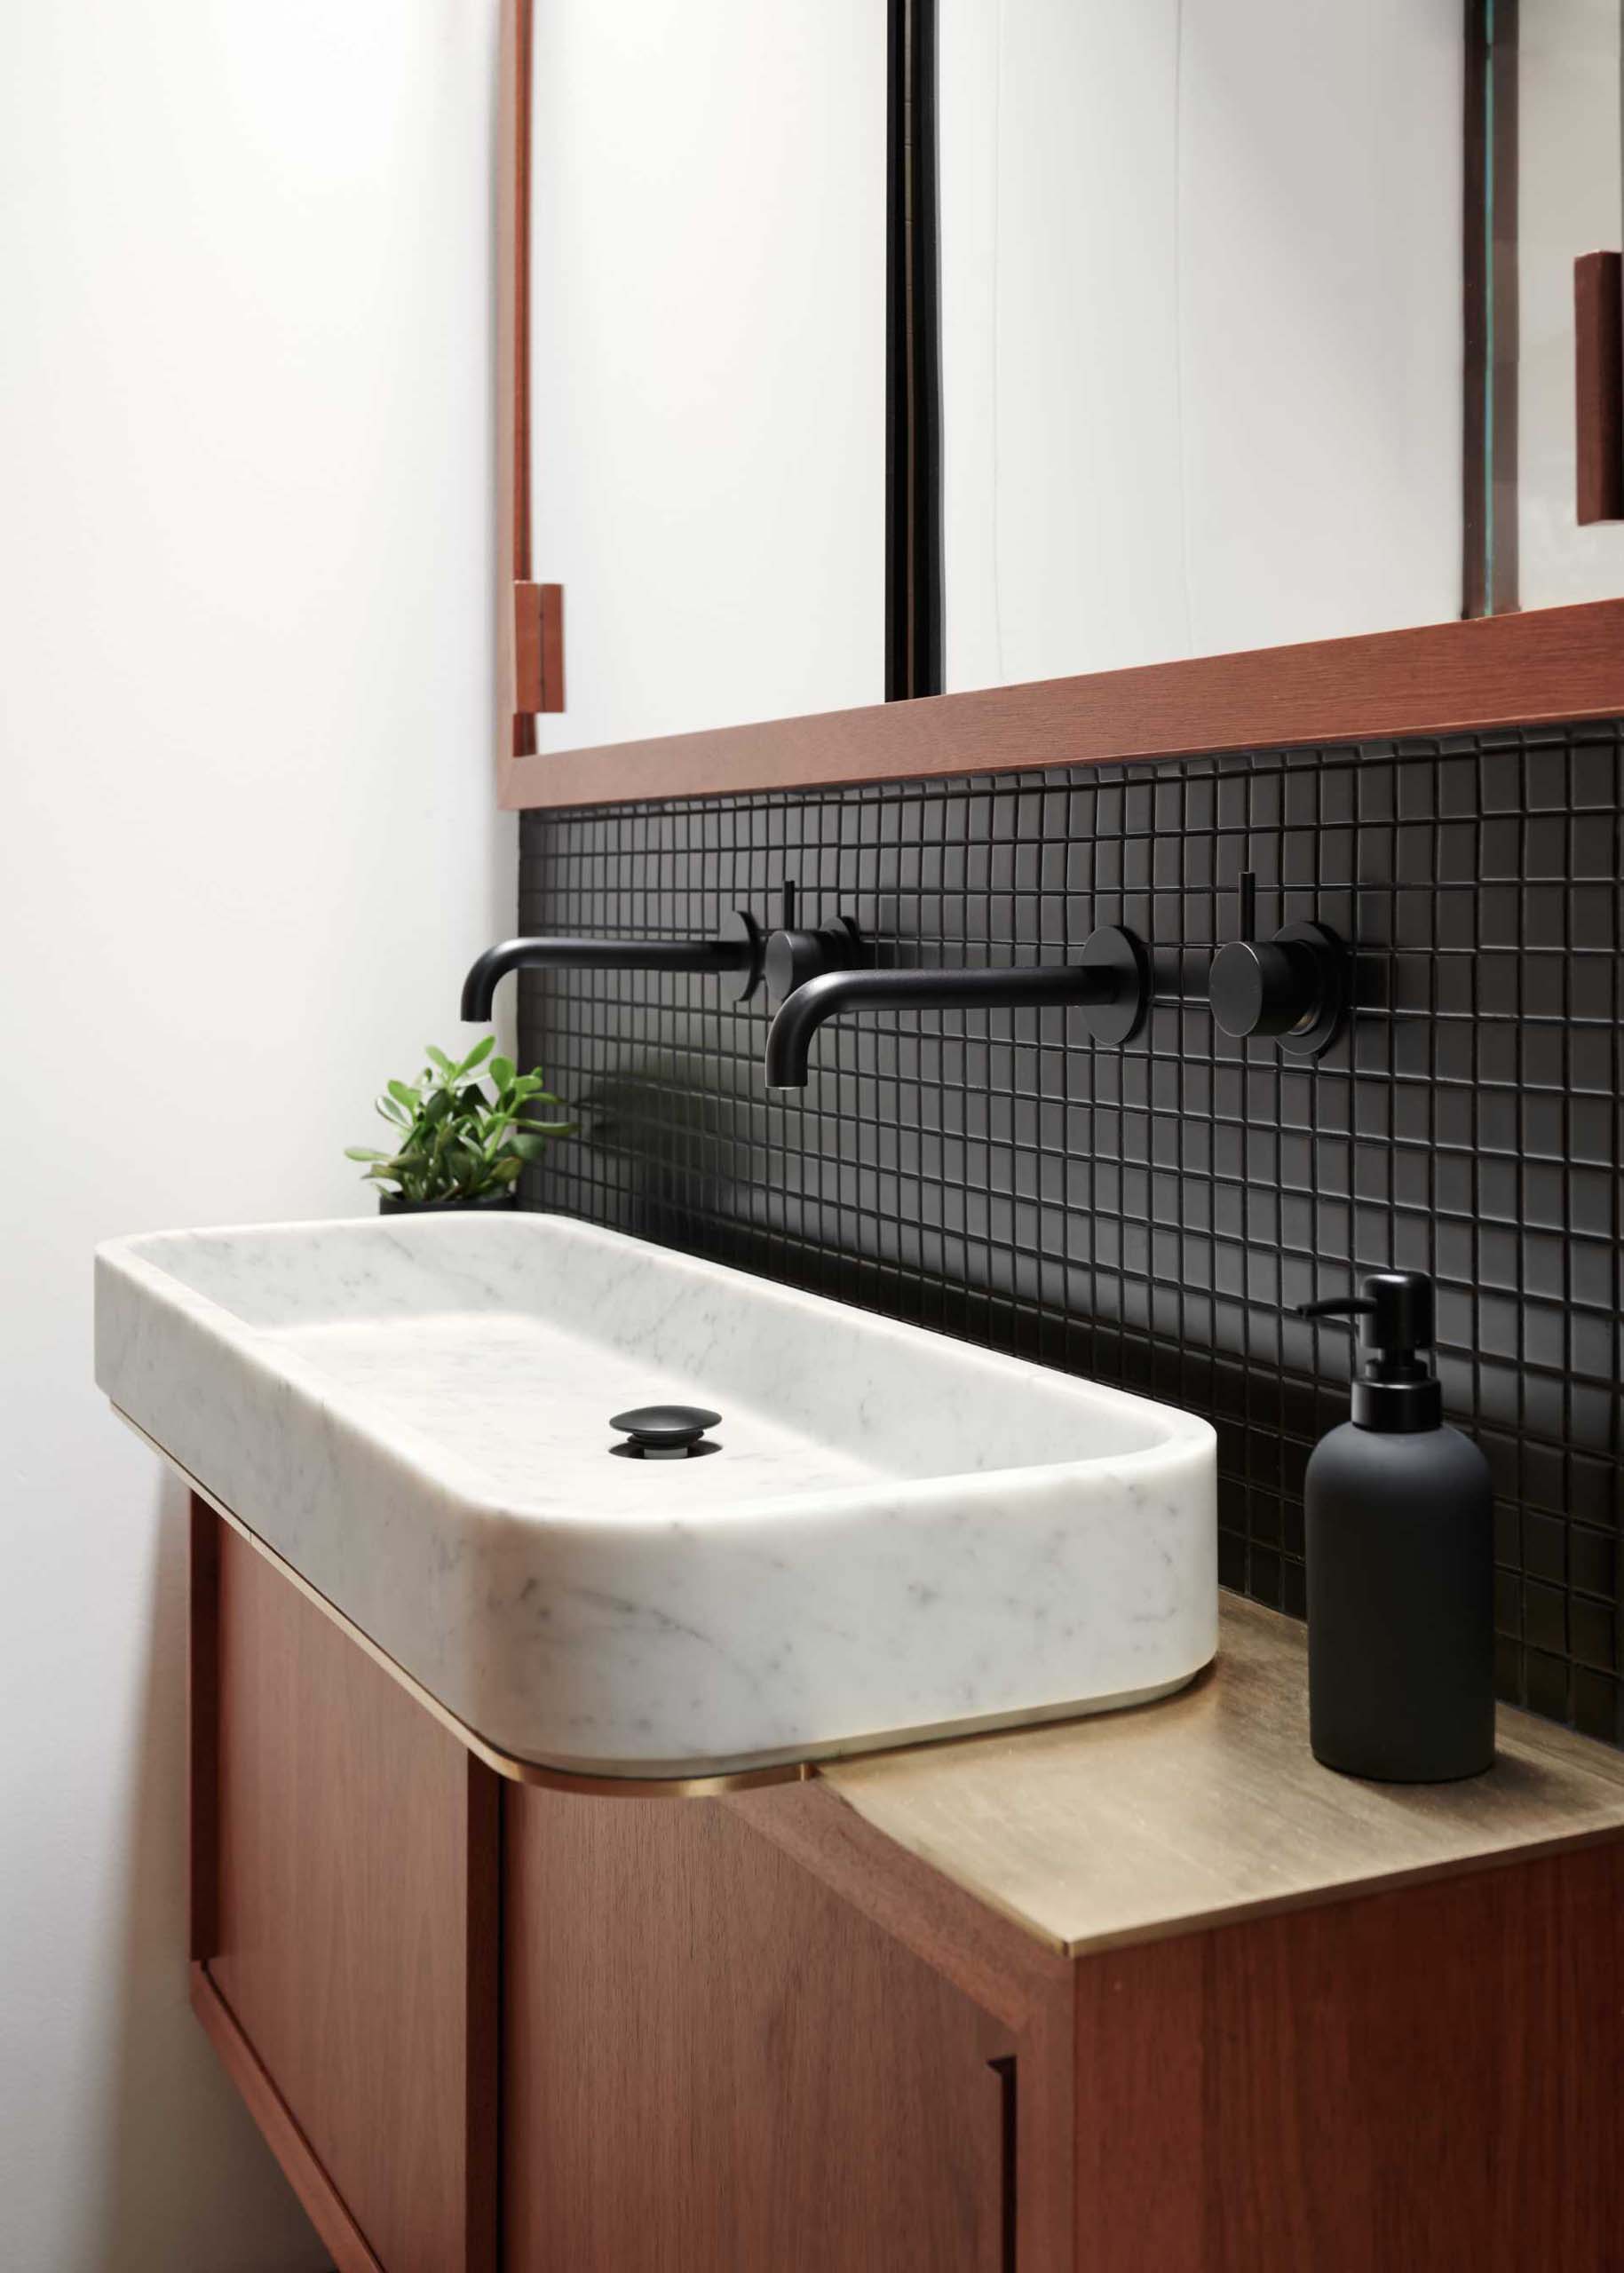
<box><xmin>345</xmin><ymin>1037</ymin><xmax>572</xmax><ymax>1204</ymax></box>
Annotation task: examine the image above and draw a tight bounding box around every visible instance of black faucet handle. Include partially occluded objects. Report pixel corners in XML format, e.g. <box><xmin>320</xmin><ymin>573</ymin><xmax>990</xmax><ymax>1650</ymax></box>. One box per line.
<box><xmin>764</xmin><ymin>913</ymin><xmax>863</xmax><ymax>1002</ymax></box>
<box><xmin>1208</xmin><ymin>872</ymin><xmax>1347</xmax><ymax>1058</ymax></box>
<box><xmin>1209</xmin><ymin>932</ymin><xmax>1325</xmax><ymax>1039</ymax></box>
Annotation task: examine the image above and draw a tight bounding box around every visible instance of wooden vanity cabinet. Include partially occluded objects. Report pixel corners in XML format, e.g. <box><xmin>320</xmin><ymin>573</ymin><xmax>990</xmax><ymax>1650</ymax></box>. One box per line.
<box><xmin>190</xmin><ymin>1499</ymin><xmax>1066</xmax><ymax>2272</ymax></box>
<box><xmin>189</xmin><ymin>1497</ymin><xmax>1624</xmax><ymax>2273</ymax></box>
<box><xmin>189</xmin><ymin>1507</ymin><xmax>499</xmax><ymax>2273</ymax></box>
<box><xmin>502</xmin><ymin>1782</ymin><xmax>1034</xmax><ymax>2270</ymax></box>
<box><xmin>1066</xmin><ymin>1842</ymin><xmax>1624</xmax><ymax>2272</ymax></box>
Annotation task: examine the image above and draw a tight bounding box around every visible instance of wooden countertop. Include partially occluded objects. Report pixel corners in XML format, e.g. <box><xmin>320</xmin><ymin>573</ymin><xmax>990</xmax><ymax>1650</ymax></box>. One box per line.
<box><xmin>819</xmin><ymin>1594</ymin><xmax>1624</xmax><ymax>1958</ymax></box>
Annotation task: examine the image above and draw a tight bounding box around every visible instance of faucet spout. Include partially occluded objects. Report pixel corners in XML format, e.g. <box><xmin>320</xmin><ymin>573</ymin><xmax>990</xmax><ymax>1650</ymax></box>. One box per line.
<box><xmin>461</xmin><ymin>915</ymin><xmax>762</xmax><ymax>1020</ymax></box>
<box><xmin>764</xmin><ymin>926</ymin><xmax>1149</xmax><ymax>1089</ymax></box>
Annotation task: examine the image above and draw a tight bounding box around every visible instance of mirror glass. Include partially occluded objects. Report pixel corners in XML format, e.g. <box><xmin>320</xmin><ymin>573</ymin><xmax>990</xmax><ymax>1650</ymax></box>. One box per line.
<box><xmin>527</xmin><ymin>4</ymin><xmax>1624</xmax><ymax>762</ymax></box>
<box><xmin>937</xmin><ymin>1</ymin><xmax>1465</xmax><ymax>689</ymax></box>
<box><xmin>1518</xmin><ymin>0</ymin><xmax>1624</xmax><ymax>606</ymax></box>
<box><xmin>528</xmin><ymin>4</ymin><xmax>886</xmax><ymax>753</ymax></box>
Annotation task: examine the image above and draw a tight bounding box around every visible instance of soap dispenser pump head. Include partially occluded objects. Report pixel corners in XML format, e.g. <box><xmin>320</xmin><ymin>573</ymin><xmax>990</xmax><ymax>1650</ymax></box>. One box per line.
<box><xmin>1297</xmin><ymin>1271</ymin><xmax>1443</xmax><ymax>1433</ymax></box>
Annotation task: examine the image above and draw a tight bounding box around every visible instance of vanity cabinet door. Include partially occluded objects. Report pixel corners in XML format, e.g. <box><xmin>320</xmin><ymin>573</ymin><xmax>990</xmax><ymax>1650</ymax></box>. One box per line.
<box><xmin>1069</xmin><ymin>1847</ymin><xmax>1624</xmax><ymax>2271</ymax></box>
<box><xmin>503</xmin><ymin>1780</ymin><xmax>1012</xmax><ymax>2272</ymax></box>
<box><xmin>194</xmin><ymin>1508</ymin><xmax>500</xmax><ymax>2273</ymax></box>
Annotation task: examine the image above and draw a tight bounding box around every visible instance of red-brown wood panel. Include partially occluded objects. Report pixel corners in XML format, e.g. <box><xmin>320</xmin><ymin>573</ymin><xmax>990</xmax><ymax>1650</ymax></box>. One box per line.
<box><xmin>512</xmin><ymin>580</ymin><xmax>564</xmax><ymax>712</ymax></box>
<box><xmin>1575</xmin><ymin>251</ymin><xmax>1624</xmax><ymax>526</ymax></box>
<box><xmin>726</xmin><ymin>1779</ymin><xmax>1078</xmax><ymax>2273</ymax></box>
<box><xmin>1073</xmin><ymin>1841</ymin><xmax>1624</xmax><ymax>2272</ymax></box>
<box><xmin>190</xmin><ymin>1962</ymin><xmax>387</xmax><ymax>2273</ymax></box>
<box><xmin>201</xmin><ymin>1510</ymin><xmax>499</xmax><ymax>2273</ymax></box>
<box><xmin>500</xmin><ymin>596</ymin><xmax>1624</xmax><ymax>810</ymax></box>
<box><xmin>503</xmin><ymin>1779</ymin><xmax>1015</xmax><ymax>2272</ymax></box>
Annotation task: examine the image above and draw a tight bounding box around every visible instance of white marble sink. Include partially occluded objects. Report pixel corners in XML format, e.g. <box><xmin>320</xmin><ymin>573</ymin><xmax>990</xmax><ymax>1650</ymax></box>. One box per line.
<box><xmin>96</xmin><ymin>1215</ymin><xmax>1217</xmax><ymax>1777</ymax></box>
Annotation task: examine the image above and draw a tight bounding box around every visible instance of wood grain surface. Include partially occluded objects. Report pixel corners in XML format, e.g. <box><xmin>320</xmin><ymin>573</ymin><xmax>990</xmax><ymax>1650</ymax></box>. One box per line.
<box><xmin>188</xmin><ymin>1498</ymin><xmax>220</xmax><ymax>1964</ymax></box>
<box><xmin>500</xmin><ymin>596</ymin><xmax>1624</xmax><ymax>810</ymax></box>
<box><xmin>186</xmin><ymin>1496</ymin><xmax>1624</xmax><ymax>2272</ymax></box>
<box><xmin>1575</xmin><ymin>251</ymin><xmax>1624</xmax><ymax>525</ymax></box>
<box><xmin>823</xmin><ymin>1596</ymin><xmax>1624</xmax><ymax>1958</ymax></box>
<box><xmin>190</xmin><ymin>1961</ymin><xmax>386</xmax><ymax>2273</ymax></box>
<box><xmin>503</xmin><ymin>1778</ymin><xmax>1025</xmax><ymax>2272</ymax></box>
<box><xmin>1072</xmin><ymin>1841</ymin><xmax>1624</xmax><ymax>2271</ymax></box>
<box><xmin>725</xmin><ymin>1777</ymin><xmax>1079</xmax><ymax>2273</ymax></box>
<box><xmin>202</xmin><ymin>1511</ymin><xmax>499</xmax><ymax>2273</ymax></box>
<box><xmin>511</xmin><ymin>579</ymin><xmax>564</xmax><ymax>713</ymax></box>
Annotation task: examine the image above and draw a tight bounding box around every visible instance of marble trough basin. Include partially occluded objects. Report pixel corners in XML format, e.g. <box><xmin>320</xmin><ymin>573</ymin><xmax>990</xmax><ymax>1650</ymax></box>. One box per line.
<box><xmin>95</xmin><ymin>1215</ymin><xmax>1217</xmax><ymax>1777</ymax></box>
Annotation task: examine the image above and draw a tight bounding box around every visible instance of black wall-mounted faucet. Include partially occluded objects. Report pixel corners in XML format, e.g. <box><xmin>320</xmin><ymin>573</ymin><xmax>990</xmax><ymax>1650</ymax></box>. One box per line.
<box><xmin>761</xmin><ymin>882</ymin><xmax>863</xmax><ymax>1001</ymax></box>
<box><xmin>764</xmin><ymin>926</ymin><xmax>1150</xmax><ymax>1089</ymax></box>
<box><xmin>462</xmin><ymin>883</ymin><xmax>867</xmax><ymax>1024</ymax></box>
<box><xmin>460</xmin><ymin>911</ymin><xmax>764</xmax><ymax>1021</ymax></box>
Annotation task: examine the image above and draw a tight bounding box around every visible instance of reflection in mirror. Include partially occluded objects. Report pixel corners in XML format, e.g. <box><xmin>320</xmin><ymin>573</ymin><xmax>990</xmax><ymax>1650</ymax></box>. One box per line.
<box><xmin>529</xmin><ymin>5</ymin><xmax>885</xmax><ymax>753</ymax></box>
<box><xmin>519</xmin><ymin>2</ymin><xmax>1624</xmax><ymax>776</ymax></box>
<box><xmin>937</xmin><ymin>2</ymin><xmax>1465</xmax><ymax>691</ymax></box>
<box><xmin>1518</xmin><ymin>0</ymin><xmax>1624</xmax><ymax>604</ymax></box>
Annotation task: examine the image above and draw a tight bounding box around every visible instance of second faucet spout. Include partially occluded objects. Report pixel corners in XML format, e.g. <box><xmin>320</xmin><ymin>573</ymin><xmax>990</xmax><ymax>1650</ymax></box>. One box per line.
<box><xmin>764</xmin><ymin>926</ymin><xmax>1149</xmax><ymax>1089</ymax></box>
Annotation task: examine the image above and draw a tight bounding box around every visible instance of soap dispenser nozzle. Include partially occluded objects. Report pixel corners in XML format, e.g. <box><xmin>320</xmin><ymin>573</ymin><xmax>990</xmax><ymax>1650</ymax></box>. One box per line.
<box><xmin>1296</xmin><ymin>1271</ymin><xmax>1441</xmax><ymax>1432</ymax></box>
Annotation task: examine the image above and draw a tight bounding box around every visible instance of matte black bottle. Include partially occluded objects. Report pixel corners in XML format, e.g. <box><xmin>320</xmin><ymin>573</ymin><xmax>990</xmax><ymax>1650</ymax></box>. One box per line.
<box><xmin>1298</xmin><ymin>1272</ymin><xmax>1494</xmax><ymax>1782</ymax></box>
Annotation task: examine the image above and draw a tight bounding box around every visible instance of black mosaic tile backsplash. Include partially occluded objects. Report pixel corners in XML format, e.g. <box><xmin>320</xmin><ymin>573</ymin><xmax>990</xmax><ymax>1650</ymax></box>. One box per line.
<box><xmin>518</xmin><ymin>720</ymin><xmax>1624</xmax><ymax>1743</ymax></box>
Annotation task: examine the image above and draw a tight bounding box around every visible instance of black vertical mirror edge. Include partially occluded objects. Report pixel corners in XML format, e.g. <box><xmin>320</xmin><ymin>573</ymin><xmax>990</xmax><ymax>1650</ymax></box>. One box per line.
<box><xmin>885</xmin><ymin>0</ymin><xmax>944</xmax><ymax>702</ymax></box>
<box><xmin>1463</xmin><ymin>0</ymin><xmax>1520</xmax><ymax>621</ymax></box>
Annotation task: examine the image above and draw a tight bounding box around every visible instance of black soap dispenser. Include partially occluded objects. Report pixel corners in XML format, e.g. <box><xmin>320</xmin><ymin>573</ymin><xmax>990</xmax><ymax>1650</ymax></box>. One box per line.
<box><xmin>1297</xmin><ymin>1272</ymin><xmax>1494</xmax><ymax>1781</ymax></box>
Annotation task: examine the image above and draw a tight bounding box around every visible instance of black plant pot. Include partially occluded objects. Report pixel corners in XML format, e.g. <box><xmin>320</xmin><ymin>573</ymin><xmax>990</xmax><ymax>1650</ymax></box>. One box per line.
<box><xmin>377</xmin><ymin>1191</ymin><xmax>518</xmax><ymax>1216</ymax></box>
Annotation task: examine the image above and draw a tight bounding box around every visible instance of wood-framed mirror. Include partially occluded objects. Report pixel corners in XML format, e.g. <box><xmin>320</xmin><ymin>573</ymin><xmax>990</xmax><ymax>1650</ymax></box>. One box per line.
<box><xmin>497</xmin><ymin>0</ymin><xmax>1624</xmax><ymax>810</ymax></box>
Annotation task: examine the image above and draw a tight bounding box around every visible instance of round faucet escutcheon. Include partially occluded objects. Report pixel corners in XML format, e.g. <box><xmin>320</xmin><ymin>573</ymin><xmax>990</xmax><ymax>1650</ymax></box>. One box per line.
<box><xmin>1208</xmin><ymin>921</ymin><xmax>1346</xmax><ymax>1057</ymax></box>
<box><xmin>610</xmin><ymin>1405</ymin><xmax>722</xmax><ymax>1460</ymax></box>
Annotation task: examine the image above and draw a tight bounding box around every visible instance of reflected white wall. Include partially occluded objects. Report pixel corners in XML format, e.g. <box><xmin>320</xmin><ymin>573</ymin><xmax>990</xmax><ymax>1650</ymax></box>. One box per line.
<box><xmin>939</xmin><ymin>0</ymin><xmax>1464</xmax><ymax>688</ymax></box>
<box><xmin>531</xmin><ymin>4</ymin><xmax>887</xmax><ymax>750</ymax></box>
<box><xmin>1520</xmin><ymin>0</ymin><xmax>1624</xmax><ymax>606</ymax></box>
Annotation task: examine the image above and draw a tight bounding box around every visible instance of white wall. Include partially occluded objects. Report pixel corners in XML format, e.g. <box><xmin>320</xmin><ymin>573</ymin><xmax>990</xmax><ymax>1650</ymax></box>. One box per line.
<box><xmin>939</xmin><ymin>0</ymin><xmax>1463</xmax><ymax>689</ymax></box>
<box><xmin>0</xmin><ymin>5</ymin><xmax>511</xmax><ymax>2267</ymax></box>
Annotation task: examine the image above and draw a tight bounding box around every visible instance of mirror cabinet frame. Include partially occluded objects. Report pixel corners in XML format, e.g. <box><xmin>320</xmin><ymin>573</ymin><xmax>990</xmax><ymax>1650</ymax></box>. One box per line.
<box><xmin>495</xmin><ymin>0</ymin><xmax>1624</xmax><ymax>815</ymax></box>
